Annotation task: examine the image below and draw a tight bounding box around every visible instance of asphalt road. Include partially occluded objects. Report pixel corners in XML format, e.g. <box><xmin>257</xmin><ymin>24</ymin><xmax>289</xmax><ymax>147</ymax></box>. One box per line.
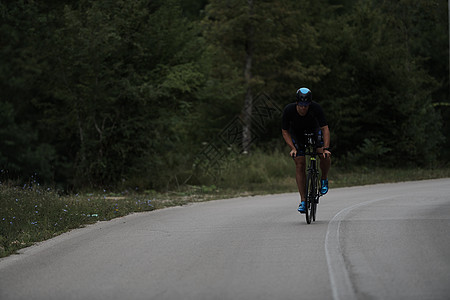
<box><xmin>1</xmin><ymin>178</ymin><xmax>450</xmax><ymax>300</ymax></box>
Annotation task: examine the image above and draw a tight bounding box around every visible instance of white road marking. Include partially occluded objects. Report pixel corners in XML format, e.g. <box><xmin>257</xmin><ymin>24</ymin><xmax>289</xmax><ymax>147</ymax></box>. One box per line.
<box><xmin>325</xmin><ymin>196</ymin><xmax>400</xmax><ymax>300</ymax></box>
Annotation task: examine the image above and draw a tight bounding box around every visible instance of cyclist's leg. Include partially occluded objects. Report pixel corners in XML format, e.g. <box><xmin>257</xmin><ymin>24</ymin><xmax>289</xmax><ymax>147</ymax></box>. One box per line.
<box><xmin>319</xmin><ymin>155</ymin><xmax>331</xmax><ymax>180</ymax></box>
<box><xmin>292</xmin><ymin>137</ymin><xmax>307</xmax><ymax>203</ymax></box>
<box><xmin>294</xmin><ymin>155</ymin><xmax>306</xmax><ymax>201</ymax></box>
<box><xmin>314</xmin><ymin>129</ymin><xmax>330</xmax><ymax>194</ymax></box>
<box><xmin>318</xmin><ymin>157</ymin><xmax>330</xmax><ymax>195</ymax></box>
<box><xmin>314</xmin><ymin>128</ymin><xmax>331</xmax><ymax>180</ymax></box>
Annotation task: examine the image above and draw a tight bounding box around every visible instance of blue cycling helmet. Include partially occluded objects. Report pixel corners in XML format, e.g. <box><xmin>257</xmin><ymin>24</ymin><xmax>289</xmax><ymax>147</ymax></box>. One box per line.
<box><xmin>296</xmin><ymin>87</ymin><xmax>312</xmax><ymax>106</ymax></box>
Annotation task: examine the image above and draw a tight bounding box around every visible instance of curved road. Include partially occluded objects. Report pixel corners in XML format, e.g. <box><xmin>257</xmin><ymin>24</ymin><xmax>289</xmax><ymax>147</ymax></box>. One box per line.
<box><xmin>1</xmin><ymin>179</ymin><xmax>450</xmax><ymax>300</ymax></box>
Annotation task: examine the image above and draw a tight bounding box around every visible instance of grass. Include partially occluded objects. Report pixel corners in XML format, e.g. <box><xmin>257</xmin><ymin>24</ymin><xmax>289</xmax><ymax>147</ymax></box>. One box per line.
<box><xmin>330</xmin><ymin>167</ymin><xmax>450</xmax><ymax>188</ymax></box>
<box><xmin>1</xmin><ymin>151</ymin><xmax>449</xmax><ymax>258</ymax></box>
<box><xmin>0</xmin><ymin>183</ymin><xmax>235</xmax><ymax>258</ymax></box>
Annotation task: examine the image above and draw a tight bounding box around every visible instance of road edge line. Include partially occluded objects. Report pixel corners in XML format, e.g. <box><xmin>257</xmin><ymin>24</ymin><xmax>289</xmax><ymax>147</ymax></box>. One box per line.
<box><xmin>325</xmin><ymin>196</ymin><xmax>398</xmax><ymax>300</ymax></box>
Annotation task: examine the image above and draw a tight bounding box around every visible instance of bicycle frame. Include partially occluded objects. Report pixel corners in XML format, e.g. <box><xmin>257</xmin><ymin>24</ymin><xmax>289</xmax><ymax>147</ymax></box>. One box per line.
<box><xmin>304</xmin><ymin>133</ymin><xmax>321</xmax><ymax>178</ymax></box>
<box><xmin>304</xmin><ymin>133</ymin><xmax>322</xmax><ymax>224</ymax></box>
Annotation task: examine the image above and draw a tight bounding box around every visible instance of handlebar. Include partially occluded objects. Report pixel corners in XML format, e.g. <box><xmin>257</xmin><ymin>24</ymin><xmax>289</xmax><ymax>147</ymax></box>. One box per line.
<box><xmin>304</xmin><ymin>133</ymin><xmax>330</xmax><ymax>158</ymax></box>
<box><xmin>290</xmin><ymin>132</ymin><xmax>330</xmax><ymax>158</ymax></box>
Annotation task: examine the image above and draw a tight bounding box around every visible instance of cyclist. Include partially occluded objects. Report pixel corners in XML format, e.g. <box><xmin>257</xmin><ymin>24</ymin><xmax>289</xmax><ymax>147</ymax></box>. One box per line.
<box><xmin>281</xmin><ymin>87</ymin><xmax>331</xmax><ymax>213</ymax></box>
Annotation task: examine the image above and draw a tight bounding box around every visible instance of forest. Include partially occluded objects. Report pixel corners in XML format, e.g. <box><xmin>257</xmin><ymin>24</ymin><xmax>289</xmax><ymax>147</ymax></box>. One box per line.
<box><xmin>1</xmin><ymin>0</ymin><xmax>449</xmax><ymax>191</ymax></box>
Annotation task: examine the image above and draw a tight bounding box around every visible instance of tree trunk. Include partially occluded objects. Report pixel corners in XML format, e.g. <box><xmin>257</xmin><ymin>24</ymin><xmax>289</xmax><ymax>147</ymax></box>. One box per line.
<box><xmin>242</xmin><ymin>0</ymin><xmax>254</xmax><ymax>153</ymax></box>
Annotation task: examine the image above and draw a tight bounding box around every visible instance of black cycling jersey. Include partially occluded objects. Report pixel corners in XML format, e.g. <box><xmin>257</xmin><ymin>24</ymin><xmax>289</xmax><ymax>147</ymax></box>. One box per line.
<box><xmin>281</xmin><ymin>102</ymin><xmax>328</xmax><ymax>140</ymax></box>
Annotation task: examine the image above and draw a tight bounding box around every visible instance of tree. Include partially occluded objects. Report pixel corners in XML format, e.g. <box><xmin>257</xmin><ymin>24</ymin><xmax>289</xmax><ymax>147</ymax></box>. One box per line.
<box><xmin>41</xmin><ymin>0</ymin><xmax>207</xmax><ymax>188</ymax></box>
<box><xmin>0</xmin><ymin>1</ymin><xmax>60</xmax><ymax>183</ymax></box>
<box><xmin>317</xmin><ymin>0</ymin><xmax>443</xmax><ymax>165</ymax></box>
<box><xmin>203</xmin><ymin>0</ymin><xmax>329</xmax><ymax>152</ymax></box>
<box><xmin>378</xmin><ymin>0</ymin><xmax>449</xmax><ymax>160</ymax></box>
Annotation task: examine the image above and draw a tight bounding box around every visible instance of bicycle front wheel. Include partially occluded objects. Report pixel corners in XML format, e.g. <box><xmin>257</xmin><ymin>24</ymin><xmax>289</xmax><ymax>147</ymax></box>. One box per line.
<box><xmin>311</xmin><ymin>194</ymin><xmax>317</xmax><ymax>222</ymax></box>
<box><xmin>311</xmin><ymin>173</ymin><xmax>318</xmax><ymax>222</ymax></box>
<box><xmin>305</xmin><ymin>172</ymin><xmax>315</xmax><ymax>224</ymax></box>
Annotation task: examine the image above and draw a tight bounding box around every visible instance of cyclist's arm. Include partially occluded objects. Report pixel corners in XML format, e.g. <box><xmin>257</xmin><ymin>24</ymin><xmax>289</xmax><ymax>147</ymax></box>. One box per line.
<box><xmin>282</xmin><ymin>129</ymin><xmax>297</xmax><ymax>157</ymax></box>
<box><xmin>321</xmin><ymin>125</ymin><xmax>330</xmax><ymax>148</ymax></box>
<box><xmin>321</xmin><ymin>125</ymin><xmax>331</xmax><ymax>157</ymax></box>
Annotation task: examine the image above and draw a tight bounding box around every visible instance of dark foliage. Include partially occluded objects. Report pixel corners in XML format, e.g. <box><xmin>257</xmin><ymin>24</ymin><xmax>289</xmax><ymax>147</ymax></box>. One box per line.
<box><xmin>0</xmin><ymin>0</ymin><xmax>448</xmax><ymax>190</ymax></box>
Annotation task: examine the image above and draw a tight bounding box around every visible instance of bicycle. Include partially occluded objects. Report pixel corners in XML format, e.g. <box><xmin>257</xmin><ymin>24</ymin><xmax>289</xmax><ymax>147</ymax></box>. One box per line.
<box><xmin>304</xmin><ymin>132</ymin><xmax>323</xmax><ymax>224</ymax></box>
